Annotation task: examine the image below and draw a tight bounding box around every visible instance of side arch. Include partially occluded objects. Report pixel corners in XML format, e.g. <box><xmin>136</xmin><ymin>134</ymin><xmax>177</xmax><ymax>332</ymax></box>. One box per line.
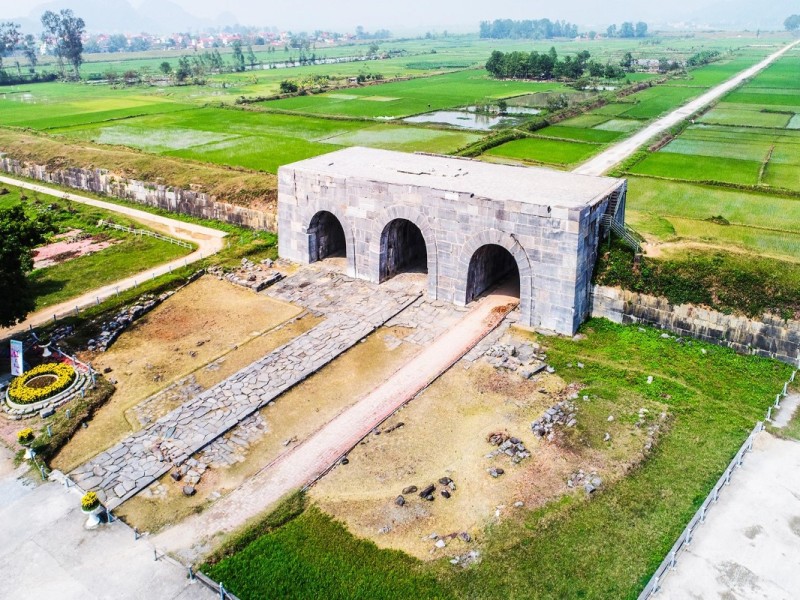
<box><xmin>301</xmin><ymin>205</ymin><xmax>356</xmax><ymax>277</ymax></box>
<box><xmin>369</xmin><ymin>205</ymin><xmax>438</xmax><ymax>298</ymax></box>
<box><xmin>455</xmin><ymin>229</ymin><xmax>534</xmax><ymax>324</ymax></box>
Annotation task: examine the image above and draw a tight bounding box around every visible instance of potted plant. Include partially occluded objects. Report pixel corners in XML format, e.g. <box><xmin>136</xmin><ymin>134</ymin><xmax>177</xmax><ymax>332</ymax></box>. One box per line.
<box><xmin>17</xmin><ymin>428</ymin><xmax>35</xmax><ymax>459</ymax></box>
<box><xmin>81</xmin><ymin>491</ymin><xmax>103</xmax><ymax>529</ymax></box>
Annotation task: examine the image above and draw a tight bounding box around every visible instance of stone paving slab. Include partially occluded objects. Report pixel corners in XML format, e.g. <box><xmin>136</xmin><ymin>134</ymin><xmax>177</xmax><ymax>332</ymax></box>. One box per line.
<box><xmin>70</xmin><ymin>266</ymin><xmax>422</xmax><ymax>509</ymax></box>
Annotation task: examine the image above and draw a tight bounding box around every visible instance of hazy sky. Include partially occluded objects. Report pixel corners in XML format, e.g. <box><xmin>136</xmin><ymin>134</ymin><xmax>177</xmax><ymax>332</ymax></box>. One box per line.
<box><xmin>4</xmin><ymin>0</ymin><xmax>737</xmax><ymax>31</ymax></box>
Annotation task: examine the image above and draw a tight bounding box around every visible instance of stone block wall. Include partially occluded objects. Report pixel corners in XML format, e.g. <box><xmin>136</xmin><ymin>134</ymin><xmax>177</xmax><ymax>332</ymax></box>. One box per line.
<box><xmin>0</xmin><ymin>157</ymin><xmax>275</xmax><ymax>231</ymax></box>
<box><xmin>279</xmin><ymin>166</ymin><xmax>622</xmax><ymax>334</ymax></box>
<box><xmin>591</xmin><ymin>285</ymin><xmax>800</xmax><ymax>365</ymax></box>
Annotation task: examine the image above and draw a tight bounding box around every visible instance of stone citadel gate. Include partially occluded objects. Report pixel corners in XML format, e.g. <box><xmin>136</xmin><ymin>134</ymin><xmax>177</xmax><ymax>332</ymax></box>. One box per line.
<box><xmin>278</xmin><ymin>147</ymin><xmax>627</xmax><ymax>335</ymax></box>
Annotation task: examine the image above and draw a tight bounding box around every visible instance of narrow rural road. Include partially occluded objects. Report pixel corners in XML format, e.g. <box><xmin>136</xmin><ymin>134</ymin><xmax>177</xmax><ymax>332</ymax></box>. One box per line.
<box><xmin>154</xmin><ymin>288</ymin><xmax>519</xmax><ymax>562</ymax></box>
<box><xmin>0</xmin><ymin>175</ymin><xmax>227</xmax><ymax>338</ymax></box>
<box><xmin>574</xmin><ymin>40</ymin><xmax>800</xmax><ymax>176</ymax></box>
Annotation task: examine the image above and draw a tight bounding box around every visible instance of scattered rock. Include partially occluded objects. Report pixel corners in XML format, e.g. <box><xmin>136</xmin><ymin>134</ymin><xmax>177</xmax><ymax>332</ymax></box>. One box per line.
<box><xmin>441</xmin><ymin>489</ymin><xmax>451</xmax><ymax>499</ymax></box>
<box><xmin>419</xmin><ymin>484</ymin><xmax>435</xmax><ymax>498</ymax></box>
<box><xmin>340</xmin><ymin>457</ymin><xmax>349</xmax><ymax>465</ymax></box>
<box><xmin>604</xmin><ymin>432</ymin><xmax>611</xmax><ymax>442</ymax></box>
<box><xmin>607</xmin><ymin>415</ymin><xmax>614</xmax><ymax>422</ymax></box>
<box><xmin>647</xmin><ymin>375</ymin><xmax>654</xmax><ymax>384</ymax></box>
<box><xmin>395</xmin><ymin>495</ymin><xmax>405</xmax><ymax>507</ymax></box>
<box><xmin>438</xmin><ymin>477</ymin><xmax>453</xmax><ymax>485</ymax></box>
<box><xmin>435</xmin><ymin>539</ymin><xmax>446</xmax><ymax>549</ymax></box>
<box><xmin>170</xmin><ymin>471</ymin><xmax>182</xmax><ymax>482</ymax></box>
<box><xmin>459</xmin><ymin>532</ymin><xmax>472</xmax><ymax>542</ymax></box>
<box><xmin>488</xmin><ymin>467</ymin><xmax>505</xmax><ymax>478</ymax></box>
<box><xmin>182</xmin><ymin>485</ymin><xmax>196</xmax><ymax>496</ymax></box>
<box><xmin>402</xmin><ymin>485</ymin><xmax>418</xmax><ymax>495</ymax></box>
<box><xmin>378</xmin><ymin>526</ymin><xmax>391</xmax><ymax>534</ymax></box>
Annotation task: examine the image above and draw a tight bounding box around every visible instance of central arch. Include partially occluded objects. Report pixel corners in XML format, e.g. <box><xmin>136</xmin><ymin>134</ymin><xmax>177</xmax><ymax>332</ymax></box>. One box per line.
<box><xmin>379</xmin><ymin>218</ymin><xmax>428</xmax><ymax>281</ymax></box>
<box><xmin>466</xmin><ymin>244</ymin><xmax>520</xmax><ymax>303</ymax></box>
<box><xmin>308</xmin><ymin>210</ymin><xmax>346</xmax><ymax>262</ymax></box>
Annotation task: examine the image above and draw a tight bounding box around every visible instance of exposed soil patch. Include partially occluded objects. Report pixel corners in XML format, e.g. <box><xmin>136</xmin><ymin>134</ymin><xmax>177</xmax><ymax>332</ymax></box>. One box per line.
<box><xmin>51</xmin><ymin>276</ymin><xmax>303</xmax><ymax>472</ymax></box>
<box><xmin>309</xmin><ymin>331</ymin><xmax>662</xmax><ymax>560</ymax></box>
<box><xmin>33</xmin><ymin>229</ymin><xmax>117</xmax><ymax>269</ymax></box>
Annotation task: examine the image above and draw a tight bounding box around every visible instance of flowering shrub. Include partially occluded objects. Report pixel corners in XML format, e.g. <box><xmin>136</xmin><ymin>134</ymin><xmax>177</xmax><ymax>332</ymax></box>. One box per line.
<box><xmin>81</xmin><ymin>491</ymin><xmax>100</xmax><ymax>511</ymax></box>
<box><xmin>7</xmin><ymin>363</ymin><xmax>76</xmax><ymax>405</ymax></box>
<box><xmin>17</xmin><ymin>428</ymin><xmax>35</xmax><ymax>445</ymax></box>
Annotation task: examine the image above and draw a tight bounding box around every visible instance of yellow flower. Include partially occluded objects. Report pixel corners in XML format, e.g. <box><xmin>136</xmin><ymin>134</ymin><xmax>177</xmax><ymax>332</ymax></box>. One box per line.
<box><xmin>81</xmin><ymin>491</ymin><xmax>100</xmax><ymax>511</ymax></box>
<box><xmin>8</xmin><ymin>363</ymin><xmax>76</xmax><ymax>405</ymax></box>
<box><xmin>17</xmin><ymin>428</ymin><xmax>35</xmax><ymax>444</ymax></box>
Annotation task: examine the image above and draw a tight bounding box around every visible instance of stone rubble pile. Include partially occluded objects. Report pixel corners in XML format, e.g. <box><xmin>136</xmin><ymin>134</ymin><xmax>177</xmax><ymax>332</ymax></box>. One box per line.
<box><xmin>87</xmin><ymin>291</ymin><xmax>175</xmax><ymax>352</ymax></box>
<box><xmin>425</xmin><ymin>530</ymin><xmax>473</xmax><ymax>553</ymax></box>
<box><xmin>483</xmin><ymin>342</ymin><xmax>548</xmax><ymax>379</ymax></box>
<box><xmin>566</xmin><ymin>469</ymin><xmax>603</xmax><ymax>494</ymax></box>
<box><xmin>530</xmin><ymin>400</ymin><xmax>578</xmax><ymax>441</ymax></box>
<box><xmin>485</xmin><ymin>432</ymin><xmax>531</xmax><ymax>465</ymax></box>
<box><xmin>208</xmin><ymin>258</ymin><xmax>283</xmax><ymax>292</ymax></box>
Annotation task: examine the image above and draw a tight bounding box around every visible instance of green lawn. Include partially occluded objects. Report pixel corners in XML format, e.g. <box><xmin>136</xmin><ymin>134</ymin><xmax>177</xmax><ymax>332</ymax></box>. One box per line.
<box><xmin>1</xmin><ymin>185</ymin><xmax>192</xmax><ymax>310</ymax></box>
<box><xmin>203</xmin><ymin>320</ymin><xmax>791</xmax><ymax>599</ymax></box>
<box><xmin>484</xmin><ymin>136</ymin><xmax>601</xmax><ymax>166</ymax></box>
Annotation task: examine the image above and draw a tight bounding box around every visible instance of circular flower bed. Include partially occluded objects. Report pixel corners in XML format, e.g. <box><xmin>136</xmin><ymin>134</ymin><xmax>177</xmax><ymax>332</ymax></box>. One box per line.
<box><xmin>8</xmin><ymin>363</ymin><xmax>76</xmax><ymax>405</ymax></box>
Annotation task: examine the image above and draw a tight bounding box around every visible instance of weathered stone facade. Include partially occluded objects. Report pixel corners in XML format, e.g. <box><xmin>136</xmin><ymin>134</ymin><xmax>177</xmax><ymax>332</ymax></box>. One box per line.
<box><xmin>0</xmin><ymin>156</ymin><xmax>274</xmax><ymax>230</ymax></box>
<box><xmin>278</xmin><ymin>147</ymin><xmax>626</xmax><ymax>334</ymax></box>
<box><xmin>591</xmin><ymin>285</ymin><xmax>800</xmax><ymax>365</ymax></box>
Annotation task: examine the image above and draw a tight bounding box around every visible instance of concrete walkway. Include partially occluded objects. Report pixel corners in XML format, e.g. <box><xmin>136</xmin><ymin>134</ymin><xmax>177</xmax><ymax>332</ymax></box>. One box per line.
<box><xmin>657</xmin><ymin>431</ymin><xmax>800</xmax><ymax>600</ymax></box>
<box><xmin>573</xmin><ymin>40</ymin><xmax>800</xmax><ymax>177</ymax></box>
<box><xmin>0</xmin><ymin>447</ymin><xmax>215</xmax><ymax>600</ymax></box>
<box><xmin>154</xmin><ymin>287</ymin><xmax>518</xmax><ymax>562</ymax></box>
<box><xmin>0</xmin><ymin>174</ymin><xmax>227</xmax><ymax>338</ymax></box>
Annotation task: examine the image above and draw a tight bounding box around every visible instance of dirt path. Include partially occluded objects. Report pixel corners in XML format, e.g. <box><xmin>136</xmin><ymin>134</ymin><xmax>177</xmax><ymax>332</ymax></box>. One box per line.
<box><xmin>0</xmin><ymin>174</ymin><xmax>227</xmax><ymax>338</ymax></box>
<box><xmin>573</xmin><ymin>40</ymin><xmax>800</xmax><ymax>177</ymax></box>
<box><xmin>154</xmin><ymin>289</ymin><xmax>519</xmax><ymax>562</ymax></box>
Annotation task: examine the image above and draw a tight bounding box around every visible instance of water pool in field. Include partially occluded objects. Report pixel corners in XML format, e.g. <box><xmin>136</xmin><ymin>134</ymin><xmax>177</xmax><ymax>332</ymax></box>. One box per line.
<box><xmin>403</xmin><ymin>106</ymin><xmax>540</xmax><ymax>131</ymax></box>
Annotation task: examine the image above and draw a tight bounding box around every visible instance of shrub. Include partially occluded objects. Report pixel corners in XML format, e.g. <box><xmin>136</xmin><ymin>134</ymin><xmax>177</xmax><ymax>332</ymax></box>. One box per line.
<box><xmin>17</xmin><ymin>428</ymin><xmax>35</xmax><ymax>445</ymax></box>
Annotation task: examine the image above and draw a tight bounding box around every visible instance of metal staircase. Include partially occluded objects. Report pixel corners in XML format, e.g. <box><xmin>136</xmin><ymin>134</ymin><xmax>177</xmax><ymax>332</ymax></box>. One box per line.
<box><xmin>600</xmin><ymin>184</ymin><xmax>642</xmax><ymax>254</ymax></box>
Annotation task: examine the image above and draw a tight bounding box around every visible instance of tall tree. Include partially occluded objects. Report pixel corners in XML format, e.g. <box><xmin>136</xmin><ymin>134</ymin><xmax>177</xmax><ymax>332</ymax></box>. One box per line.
<box><xmin>785</xmin><ymin>15</ymin><xmax>800</xmax><ymax>31</ymax></box>
<box><xmin>0</xmin><ymin>205</ymin><xmax>54</xmax><ymax>327</ymax></box>
<box><xmin>21</xmin><ymin>34</ymin><xmax>38</xmax><ymax>69</ymax></box>
<box><xmin>0</xmin><ymin>22</ymin><xmax>21</xmax><ymax>70</ymax></box>
<box><xmin>635</xmin><ymin>22</ymin><xmax>648</xmax><ymax>38</ymax></box>
<box><xmin>41</xmin><ymin>9</ymin><xmax>85</xmax><ymax>79</ymax></box>
<box><xmin>231</xmin><ymin>40</ymin><xmax>245</xmax><ymax>72</ymax></box>
<box><xmin>619</xmin><ymin>22</ymin><xmax>636</xmax><ymax>38</ymax></box>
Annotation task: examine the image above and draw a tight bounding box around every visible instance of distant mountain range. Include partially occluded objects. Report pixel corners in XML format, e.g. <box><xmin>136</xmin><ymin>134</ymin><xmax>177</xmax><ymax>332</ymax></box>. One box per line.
<box><xmin>10</xmin><ymin>0</ymin><xmax>798</xmax><ymax>35</ymax></box>
<box><xmin>12</xmin><ymin>0</ymin><xmax>238</xmax><ymax>34</ymax></box>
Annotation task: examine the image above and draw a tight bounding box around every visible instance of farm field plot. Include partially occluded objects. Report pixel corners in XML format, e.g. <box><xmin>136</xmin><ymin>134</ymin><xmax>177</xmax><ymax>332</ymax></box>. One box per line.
<box><xmin>202</xmin><ymin>321</ymin><xmax>790</xmax><ymax>599</ymax></box>
<box><xmin>0</xmin><ymin>84</ymin><xmax>187</xmax><ymax>129</ymax></box>
<box><xmin>261</xmin><ymin>70</ymin><xmax>570</xmax><ymax>118</ymax></box>
<box><xmin>0</xmin><ymin>185</ymin><xmax>192</xmax><ymax>310</ymax></box>
<box><xmin>55</xmin><ymin>107</ymin><xmax>479</xmax><ymax>172</ymax></box>
<box><xmin>628</xmin><ymin>53</ymin><xmax>800</xmax><ymax>193</ymax></box>
<box><xmin>484</xmin><ymin>136</ymin><xmax>601</xmax><ymax>167</ymax></box>
<box><xmin>629</xmin><ymin>152</ymin><xmax>761</xmax><ymax>185</ymax></box>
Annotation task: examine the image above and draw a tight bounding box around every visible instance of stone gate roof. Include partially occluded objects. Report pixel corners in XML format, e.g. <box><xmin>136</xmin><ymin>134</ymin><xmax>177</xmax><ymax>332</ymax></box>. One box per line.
<box><xmin>283</xmin><ymin>147</ymin><xmax>622</xmax><ymax>210</ymax></box>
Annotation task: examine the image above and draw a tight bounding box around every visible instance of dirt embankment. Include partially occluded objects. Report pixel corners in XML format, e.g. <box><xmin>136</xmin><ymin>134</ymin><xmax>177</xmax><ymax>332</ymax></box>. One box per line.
<box><xmin>0</xmin><ymin>129</ymin><xmax>277</xmax><ymax>211</ymax></box>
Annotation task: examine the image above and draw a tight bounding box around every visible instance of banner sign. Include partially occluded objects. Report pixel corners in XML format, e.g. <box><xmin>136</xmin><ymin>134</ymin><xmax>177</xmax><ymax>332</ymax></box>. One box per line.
<box><xmin>10</xmin><ymin>340</ymin><xmax>23</xmax><ymax>377</ymax></box>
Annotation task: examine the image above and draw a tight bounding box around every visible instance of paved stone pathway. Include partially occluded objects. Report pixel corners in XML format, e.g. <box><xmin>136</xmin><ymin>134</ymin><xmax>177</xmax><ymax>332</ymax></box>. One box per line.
<box><xmin>154</xmin><ymin>287</ymin><xmax>519</xmax><ymax>562</ymax></box>
<box><xmin>70</xmin><ymin>267</ymin><xmax>422</xmax><ymax>508</ymax></box>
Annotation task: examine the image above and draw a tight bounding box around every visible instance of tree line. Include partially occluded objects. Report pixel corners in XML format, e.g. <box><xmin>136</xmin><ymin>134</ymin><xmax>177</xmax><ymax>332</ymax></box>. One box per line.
<box><xmin>485</xmin><ymin>48</ymin><xmax>626</xmax><ymax>81</ymax></box>
<box><xmin>606</xmin><ymin>22</ymin><xmax>648</xmax><ymax>38</ymax></box>
<box><xmin>479</xmin><ymin>19</ymin><xmax>579</xmax><ymax>40</ymax></box>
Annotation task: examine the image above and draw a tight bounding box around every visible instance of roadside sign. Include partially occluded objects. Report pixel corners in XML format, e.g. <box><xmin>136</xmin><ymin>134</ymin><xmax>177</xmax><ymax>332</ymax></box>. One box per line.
<box><xmin>10</xmin><ymin>340</ymin><xmax>23</xmax><ymax>376</ymax></box>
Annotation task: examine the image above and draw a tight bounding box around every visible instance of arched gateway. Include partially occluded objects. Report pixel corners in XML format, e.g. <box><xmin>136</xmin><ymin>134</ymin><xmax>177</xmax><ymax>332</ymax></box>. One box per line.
<box><xmin>278</xmin><ymin>147</ymin><xmax>627</xmax><ymax>335</ymax></box>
